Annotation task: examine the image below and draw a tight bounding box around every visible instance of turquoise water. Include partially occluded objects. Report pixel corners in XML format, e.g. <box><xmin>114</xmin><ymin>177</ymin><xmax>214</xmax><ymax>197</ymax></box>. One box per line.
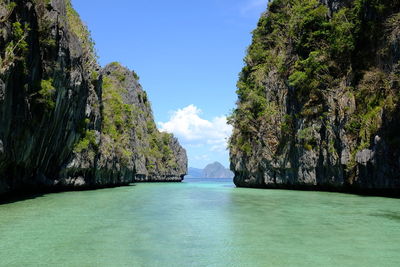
<box><xmin>1</xmin><ymin>178</ymin><xmax>400</xmax><ymax>266</ymax></box>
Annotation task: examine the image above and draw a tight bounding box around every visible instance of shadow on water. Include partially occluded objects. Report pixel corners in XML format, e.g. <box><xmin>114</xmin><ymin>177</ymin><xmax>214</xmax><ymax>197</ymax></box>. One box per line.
<box><xmin>0</xmin><ymin>192</ymin><xmax>46</xmax><ymax>205</ymax></box>
<box><xmin>370</xmin><ymin>212</ymin><xmax>400</xmax><ymax>222</ymax></box>
<box><xmin>0</xmin><ymin>183</ymin><xmax>136</xmax><ymax>205</ymax></box>
<box><xmin>234</xmin><ymin>183</ymin><xmax>400</xmax><ymax>199</ymax></box>
<box><xmin>184</xmin><ymin>177</ymin><xmax>400</xmax><ymax>199</ymax></box>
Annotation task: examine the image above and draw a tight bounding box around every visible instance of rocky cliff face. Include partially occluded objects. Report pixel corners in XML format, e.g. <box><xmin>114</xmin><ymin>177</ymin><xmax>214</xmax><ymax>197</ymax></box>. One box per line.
<box><xmin>229</xmin><ymin>0</ymin><xmax>400</xmax><ymax>194</ymax></box>
<box><xmin>0</xmin><ymin>0</ymin><xmax>187</xmax><ymax>195</ymax></box>
<box><xmin>61</xmin><ymin>62</ymin><xmax>187</xmax><ymax>184</ymax></box>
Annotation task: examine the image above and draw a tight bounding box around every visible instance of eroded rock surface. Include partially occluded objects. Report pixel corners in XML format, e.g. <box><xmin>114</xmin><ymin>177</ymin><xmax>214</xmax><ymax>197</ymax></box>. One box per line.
<box><xmin>229</xmin><ymin>0</ymin><xmax>400</xmax><ymax>194</ymax></box>
<box><xmin>0</xmin><ymin>0</ymin><xmax>187</xmax><ymax>195</ymax></box>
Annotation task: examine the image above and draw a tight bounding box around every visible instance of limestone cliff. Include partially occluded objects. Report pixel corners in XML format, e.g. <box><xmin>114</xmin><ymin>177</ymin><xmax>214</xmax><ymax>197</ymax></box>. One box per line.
<box><xmin>63</xmin><ymin>62</ymin><xmax>187</xmax><ymax>184</ymax></box>
<box><xmin>0</xmin><ymin>0</ymin><xmax>187</xmax><ymax>195</ymax></box>
<box><xmin>229</xmin><ymin>0</ymin><xmax>400</xmax><ymax>194</ymax></box>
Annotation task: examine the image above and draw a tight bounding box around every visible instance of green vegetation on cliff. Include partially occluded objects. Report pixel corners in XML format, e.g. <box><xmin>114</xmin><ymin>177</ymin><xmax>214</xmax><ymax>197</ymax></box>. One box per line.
<box><xmin>77</xmin><ymin>62</ymin><xmax>185</xmax><ymax>179</ymax></box>
<box><xmin>229</xmin><ymin>0</ymin><xmax>400</xmax><ymax>189</ymax></box>
<box><xmin>0</xmin><ymin>0</ymin><xmax>187</xmax><ymax>194</ymax></box>
<box><xmin>101</xmin><ymin>74</ymin><xmax>135</xmax><ymax>164</ymax></box>
<box><xmin>101</xmin><ymin>63</ymin><xmax>180</xmax><ymax>174</ymax></box>
<box><xmin>65</xmin><ymin>0</ymin><xmax>97</xmax><ymax>66</ymax></box>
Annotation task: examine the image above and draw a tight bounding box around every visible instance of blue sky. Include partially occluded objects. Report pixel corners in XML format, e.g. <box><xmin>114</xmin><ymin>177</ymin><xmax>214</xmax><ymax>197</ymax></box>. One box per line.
<box><xmin>72</xmin><ymin>0</ymin><xmax>268</xmax><ymax>168</ymax></box>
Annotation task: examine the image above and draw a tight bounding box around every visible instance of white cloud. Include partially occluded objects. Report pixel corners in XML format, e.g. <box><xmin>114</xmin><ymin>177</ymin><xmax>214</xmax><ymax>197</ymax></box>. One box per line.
<box><xmin>158</xmin><ymin>105</ymin><xmax>232</xmax><ymax>152</ymax></box>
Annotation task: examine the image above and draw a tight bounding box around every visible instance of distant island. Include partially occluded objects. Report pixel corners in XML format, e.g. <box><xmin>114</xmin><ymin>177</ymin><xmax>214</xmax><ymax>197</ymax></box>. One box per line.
<box><xmin>187</xmin><ymin>162</ymin><xmax>234</xmax><ymax>179</ymax></box>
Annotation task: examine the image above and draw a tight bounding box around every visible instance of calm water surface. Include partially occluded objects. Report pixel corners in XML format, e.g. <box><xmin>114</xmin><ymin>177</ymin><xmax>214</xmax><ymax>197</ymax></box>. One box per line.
<box><xmin>1</xmin><ymin>178</ymin><xmax>400</xmax><ymax>266</ymax></box>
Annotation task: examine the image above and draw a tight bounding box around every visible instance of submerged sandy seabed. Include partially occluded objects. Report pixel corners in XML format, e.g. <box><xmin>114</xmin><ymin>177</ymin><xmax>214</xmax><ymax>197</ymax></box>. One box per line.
<box><xmin>0</xmin><ymin>178</ymin><xmax>399</xmax><ymax>266</ymax></box>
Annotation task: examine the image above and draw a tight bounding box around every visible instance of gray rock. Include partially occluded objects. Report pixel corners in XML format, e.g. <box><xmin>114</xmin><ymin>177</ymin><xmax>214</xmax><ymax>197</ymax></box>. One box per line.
<box><xmin>374</xmin><ymin>135</ymin><xmax>381</xmax><ymax>145</ymax></box>
<box><xmin>230</xmin><ymin>0</ymin><xmax>400</xmax><ymax>193</ymax></box>
<box><xmin>356</xmin><ymin>149</ymin><xmax>375</xmax><ymax>166</ymax></box>
<box><xmin>0</xmin><ymin>0</ymin><xmax>187</xmax><ymax>195</ymax></box>
<box><xmin>0</xmin><ymin>0</ymin><xmax>93</xmax><ymax>193</ymax></box>
<box><xmin>320</xmin><ymin>0</ymin><xmax>352</xmax><ymax>16</ymax></box>
<box><xmin>340</xmin><ymin>149</ymin><xmax>350</xmax><ymax>165</ymax></box>
<box><xmin>62</xmin><ymin>62</ymin><xmax>187</xmax><ymax>184</ymax></box>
